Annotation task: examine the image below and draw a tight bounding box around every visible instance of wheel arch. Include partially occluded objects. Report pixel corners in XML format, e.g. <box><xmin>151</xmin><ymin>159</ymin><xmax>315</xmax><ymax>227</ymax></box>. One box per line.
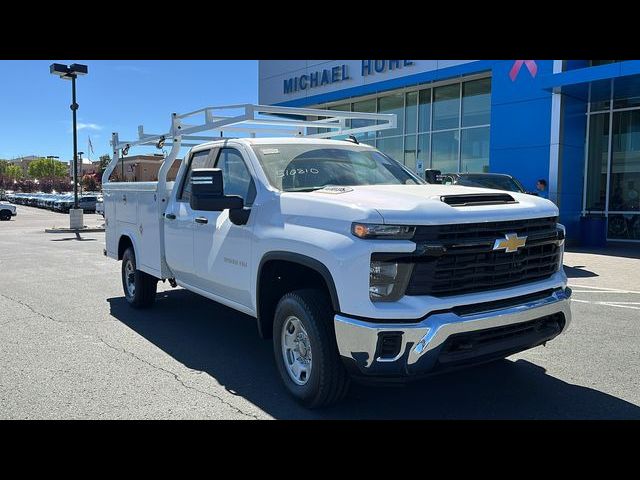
<box><xmin>117</xmin><ymin>232</ymin><xmax>139</xmax><ymax>261</ymax></box>
<box><xmin>256</xmin><ymin>251</ymin><xmax>340</xmax><ymax>339</ymax></box>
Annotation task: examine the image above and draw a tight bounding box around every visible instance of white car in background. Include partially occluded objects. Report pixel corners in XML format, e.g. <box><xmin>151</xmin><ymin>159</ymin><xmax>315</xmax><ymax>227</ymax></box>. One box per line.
<box><xmin>0</xmin><ymin>202</ymin><xmax>17</xmax><ymax>221</ymax></box>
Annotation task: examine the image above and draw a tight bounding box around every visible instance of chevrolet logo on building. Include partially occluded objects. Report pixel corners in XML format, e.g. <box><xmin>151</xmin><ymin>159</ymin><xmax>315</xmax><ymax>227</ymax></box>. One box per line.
<box><xmin>493</xmin><ymin>233</ymin><xmax>527</xmax><ymax>253</ymax></box>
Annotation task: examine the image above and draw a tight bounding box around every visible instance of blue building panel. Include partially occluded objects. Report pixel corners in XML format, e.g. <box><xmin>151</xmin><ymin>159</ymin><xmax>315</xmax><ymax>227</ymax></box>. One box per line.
<box><xmin>490</xmin><ymin>97</ymin><xmax>553</xmax><ymax>149</ymax></box>
<box><xmin>489</xmin><ymin>145</ymin><xmax>551</xmax><ymax>193</ymax></box>
<box><xmin>490</xmin><ymin>60</ymin><xmax>554</xmax><ymax>105</ymax></box>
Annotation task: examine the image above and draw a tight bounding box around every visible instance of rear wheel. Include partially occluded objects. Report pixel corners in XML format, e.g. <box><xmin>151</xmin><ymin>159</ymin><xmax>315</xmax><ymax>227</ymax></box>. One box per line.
<box><xmin>121</xmin><ymin>247</ymin><xmax>157</xmax><ymax>308</ymax></box>
<box><xmin>273</xmin><ymin>289</ymin><xmax>350</xmax><ymax>408</ymax></box>
<box><xmin>0</xmin><ymin>210</ymin><xmax>11</xmax><ymax>221</ymax></box>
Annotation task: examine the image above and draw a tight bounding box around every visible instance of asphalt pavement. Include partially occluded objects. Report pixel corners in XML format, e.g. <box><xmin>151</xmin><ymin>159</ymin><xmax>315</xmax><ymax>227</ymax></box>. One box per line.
<box><xmin>1</xmin><ymin>205</ymin><xmax>639</xmax><ymax>419</ymax></box>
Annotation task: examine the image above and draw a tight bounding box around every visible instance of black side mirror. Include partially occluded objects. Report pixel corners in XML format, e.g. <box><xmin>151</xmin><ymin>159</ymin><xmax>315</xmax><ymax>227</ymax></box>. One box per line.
<box><xmin>424</xmin><ymin>169</ymin><xmax>442</xmax><ymax>184</ymax></box>
<box><xmin>190</xmin><ymin>168</ymin><xmax>244</xmax><ymax>212</ymax></box>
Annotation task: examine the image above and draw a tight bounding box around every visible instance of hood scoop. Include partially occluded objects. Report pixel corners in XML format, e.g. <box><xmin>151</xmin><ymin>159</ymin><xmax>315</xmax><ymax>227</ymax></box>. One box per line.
<box><xmin>440</xmin><ymin>193</ymin><xmax>517</xmax><ymax>207</ymax></box>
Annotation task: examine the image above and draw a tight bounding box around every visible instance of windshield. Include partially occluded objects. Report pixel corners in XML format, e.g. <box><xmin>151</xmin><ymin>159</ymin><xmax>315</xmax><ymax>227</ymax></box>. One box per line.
<box><xmin>252</xmin><ymin>144</ymin><xmax>424</xmax><ymax>192</ymax></box>
<box><xmin>455</xmin><ymin>174</ymin><xmax>525</xmax><ymax>193</ymax></box>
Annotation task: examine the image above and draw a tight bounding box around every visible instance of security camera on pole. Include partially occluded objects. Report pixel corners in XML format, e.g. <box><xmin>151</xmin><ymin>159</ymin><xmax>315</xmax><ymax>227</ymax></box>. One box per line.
<box><xmin>49</xmin><ymin>62</ymin><xmax>88</xmax><ymax>229</ymax></box>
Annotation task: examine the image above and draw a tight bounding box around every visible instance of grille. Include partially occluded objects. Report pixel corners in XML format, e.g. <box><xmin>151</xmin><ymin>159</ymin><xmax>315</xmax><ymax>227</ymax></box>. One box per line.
<box><xmin>405</xmin><ymin>216</ymin><xmax>561</xmax><ymax>297</ymax></box>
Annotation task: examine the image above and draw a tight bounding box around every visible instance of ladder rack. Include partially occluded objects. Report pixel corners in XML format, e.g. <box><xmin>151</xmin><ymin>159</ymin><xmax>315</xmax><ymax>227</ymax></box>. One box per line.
<box><xmin>103</xmin><ymin>104</ymin><xmax>396</xmax><ymax>187</ymax></box>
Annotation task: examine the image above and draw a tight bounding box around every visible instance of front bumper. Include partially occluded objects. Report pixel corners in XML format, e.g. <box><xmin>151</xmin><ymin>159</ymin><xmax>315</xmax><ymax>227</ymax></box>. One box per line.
<box><xmin>334</xmin><ymin>287</ymin><xmax>571</xmax><ymax>378</ymax></box>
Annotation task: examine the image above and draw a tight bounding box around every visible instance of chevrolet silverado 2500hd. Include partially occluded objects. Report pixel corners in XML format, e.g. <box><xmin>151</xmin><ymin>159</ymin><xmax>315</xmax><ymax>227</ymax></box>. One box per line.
<box><xmin>102</xmin><ymin>105</ymin><xmax>572</xmax><ymax>408</ymax></box>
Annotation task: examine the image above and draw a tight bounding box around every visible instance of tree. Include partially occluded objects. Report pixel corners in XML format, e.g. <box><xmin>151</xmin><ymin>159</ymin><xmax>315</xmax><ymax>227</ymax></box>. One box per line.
<box><xmin>82</xmin><ymin>174</ymin><xmax>98</xmax><ymax>191</ymax></box>
<box><xmin>0</xmin><ymin>159</ymin><xmax>9</xmax><ymax>176</ymax></box>
<box><xmin>5</xmin><ymin>164</ymin><xmax>23</xmax><ymax>180</ymax></box>
<box><xmin>99</xmin><ymin>154</ymin><xmax>111</xmax><ymax>174</ymax></box>
<box><xmin>27</xmin><ymin>157</ymin><xmax>67</xmax><ymax>179</ymax></box>
<box><xmin>15</xmin><ymin>179</ymin><xmax>36</xmax><ymax>192</ymax></box>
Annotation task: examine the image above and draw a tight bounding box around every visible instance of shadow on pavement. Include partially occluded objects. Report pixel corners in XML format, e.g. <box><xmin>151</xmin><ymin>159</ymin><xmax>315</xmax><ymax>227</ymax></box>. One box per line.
<box><xmin>108</xmin><ymin>289</ymin><xmax>640</xmax><ymax>419</ymax></box>
<box><xmin>567</xmin><ymin>245</ymin><xmax>640</xmax><ymax>261</ymax></box>
<box><xmin>50</xmin><ymin>236</ymin><xmax>97</xmax><ymax>242</ymax></box>
<box><xmin>563</xmin><ymin>265</ymin><xmax>598</xmax><ymax>278</ymax></box>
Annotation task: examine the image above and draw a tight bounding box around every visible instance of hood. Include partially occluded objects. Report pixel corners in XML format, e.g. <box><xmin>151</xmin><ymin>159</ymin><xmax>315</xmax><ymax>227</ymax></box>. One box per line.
<box><xmin>281</xmin><ymin>184</ymin><xmax>558</xmax><ymax>225</ymax></box>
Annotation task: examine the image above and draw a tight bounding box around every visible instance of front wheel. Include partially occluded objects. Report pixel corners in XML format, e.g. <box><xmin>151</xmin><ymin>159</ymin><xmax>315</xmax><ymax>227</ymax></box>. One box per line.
<box><xmin>273</xmin><ymin>289</ymin><xmax>350</xmax><ymax>408</ymax></box>
<box><xmin>0</xmin><ymin>210</ymin><xmax>11</xmax><ymax>221</ymax></box>
<box><xmin>121</xmin><ymin>247</ymin><xmax>157</xmax><ymax>308</ymax></box>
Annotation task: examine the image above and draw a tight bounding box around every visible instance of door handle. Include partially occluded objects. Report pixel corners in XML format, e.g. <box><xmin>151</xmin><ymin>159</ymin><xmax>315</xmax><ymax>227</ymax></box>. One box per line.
<box><xmin>195</xmin><ymin>217</ymin><xmax>208</xmax><ymax>224</ymax></box>
<box><xmin>165</xmin><ymin>213</ymin><xmax>176</xmax><ymax>220</ymax></box>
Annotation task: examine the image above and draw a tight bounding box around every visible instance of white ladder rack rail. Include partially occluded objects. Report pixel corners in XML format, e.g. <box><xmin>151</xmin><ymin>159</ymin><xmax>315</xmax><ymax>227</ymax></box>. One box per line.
<box><xmin>102</xmin><ymin>104</ymin><xmax>396</xmax><ymax>188</ymax></box>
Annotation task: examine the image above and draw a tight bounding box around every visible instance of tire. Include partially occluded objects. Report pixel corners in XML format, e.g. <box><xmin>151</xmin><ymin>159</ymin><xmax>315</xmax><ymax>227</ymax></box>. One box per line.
<box><xmin>0</xmin><ymin>210</ymin><xmax>11</xmax><ymax>221</ymax></box>
<box><xmin>273</xmin><ymin>289</ymin><xmax>350</xmax><ymax>408</ymax></box>
<box><xmin>121</xmin><ymin>247</ymin><xmax>157</xmax><ymax>308</ymax></box>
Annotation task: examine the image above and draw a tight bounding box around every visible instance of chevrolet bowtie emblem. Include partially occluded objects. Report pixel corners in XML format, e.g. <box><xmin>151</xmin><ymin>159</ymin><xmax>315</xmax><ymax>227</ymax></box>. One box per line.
<box><xmin>493</xmin><ymin>233</ymin><xmax>527</xmax><ymax>253</ymax></box>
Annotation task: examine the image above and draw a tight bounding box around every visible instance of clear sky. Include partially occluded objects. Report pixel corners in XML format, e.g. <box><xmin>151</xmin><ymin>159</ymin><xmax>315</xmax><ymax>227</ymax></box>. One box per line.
<box><xmin>0</xmin><ymin>60</ymin><xmax>258</xmax><ymax>162</ymax></box>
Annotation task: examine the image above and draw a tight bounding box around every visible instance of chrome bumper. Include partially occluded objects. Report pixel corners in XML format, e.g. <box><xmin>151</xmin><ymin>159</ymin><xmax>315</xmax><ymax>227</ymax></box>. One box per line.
<box><xmin>334</xmin><ymin>288</ymin><xmax>572</xmax><ymax>377</ymax></box>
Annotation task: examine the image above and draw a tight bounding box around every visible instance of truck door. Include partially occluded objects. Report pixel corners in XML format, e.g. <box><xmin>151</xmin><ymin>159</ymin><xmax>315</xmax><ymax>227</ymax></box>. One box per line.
<box><xmin>164</xmin><ymin>148</ymin><xmax>213</xmax><ymax>285</ymax></box>
<box><xmin>192</xmin><ymin>147</ymin><xmax>256</xmax><ymax>308</ymax></box>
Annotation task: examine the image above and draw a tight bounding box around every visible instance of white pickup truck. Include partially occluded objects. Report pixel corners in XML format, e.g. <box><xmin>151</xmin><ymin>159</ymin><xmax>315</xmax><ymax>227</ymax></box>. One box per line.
<box><xmin>103</xmin><ymin>105</ymin><xmax>572</xmax><ymax>408</ymax></box>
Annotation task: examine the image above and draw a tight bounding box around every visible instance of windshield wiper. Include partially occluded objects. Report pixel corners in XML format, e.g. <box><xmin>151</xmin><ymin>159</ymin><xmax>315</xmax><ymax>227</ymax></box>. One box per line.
<box><xmin>284</xmin><ymin>186</ymin><xmax>327</xmax><ymax>192</ymax></box>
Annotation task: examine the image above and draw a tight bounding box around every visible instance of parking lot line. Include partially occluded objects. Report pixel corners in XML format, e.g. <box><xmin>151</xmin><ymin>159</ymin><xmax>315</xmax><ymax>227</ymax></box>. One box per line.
<box><xmin>571</xmin><ymin>299</ymin><xmax>640</xmax><ymax>310</ymax></box>
<box><xmin>568</xmin><ymin>284</ymin><xmax>640</xmax><ymax>295</ymax></box>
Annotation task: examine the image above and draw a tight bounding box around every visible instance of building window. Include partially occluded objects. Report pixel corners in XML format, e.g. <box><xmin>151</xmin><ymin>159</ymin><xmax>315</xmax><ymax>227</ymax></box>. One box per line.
<box><xmin>405</xmin><ymin>92</ymin><xmax>418</xmax><ymax>135</ymax></box>
<box><xmin>584</xmin><ymin>83</ymin><xmax>640</xmax><ymax>241</ymax></box>
<box><xmin>377</xmin><ymin>93</ymin><xmax>404</xmax><ymax>137</ymax></box>
<box><xmin>433</xmin><ymin>84</ymin><xmax>460</xmax><ymax>131</ymax></box>
<box><xmin>585</xmin><ymin>113</ymin><xmax>609</xmax><ymax>211</ymax></box>
<box><xmin>432</xmin><ymin>130</ymin><xmax>459</xmax><ymax>172</ymax></box>
<box><xmin>462</xmin><ymin>78</ymin><xmax>491</xmax><ymax>127</ymax></box>
<box><xmin>316</xmin><ymin>74</ymin><xmax>491</xmax><ymax>176</ymax></box>
<box><xmin>352</xmin><ymin>98</ymin><xmax>377</xmax><ymax>145</ymax></box>
<box><xmin>461</xmin><ymin>126</ymin><xmax>490</xmax><ymax>173</ymax></box>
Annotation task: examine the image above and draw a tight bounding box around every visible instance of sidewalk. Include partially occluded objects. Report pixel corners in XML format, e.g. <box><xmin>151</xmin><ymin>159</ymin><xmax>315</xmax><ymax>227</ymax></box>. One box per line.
<box><xmin>564</xmin><ymin>245</ymin><xmax>640</xmax><ymax>291</ymax></box>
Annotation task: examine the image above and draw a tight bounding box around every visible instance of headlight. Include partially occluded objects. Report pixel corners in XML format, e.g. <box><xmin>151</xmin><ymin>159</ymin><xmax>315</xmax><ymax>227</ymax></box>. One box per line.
<box><xmin>352</xmin><ymin>223</ymin><xmax>415</xmax><ymax>240</ymax></box>
<box><xmin>369</xmin><ymin>256</ymin><xmax>413</xmax><ymax>302</ymax></box>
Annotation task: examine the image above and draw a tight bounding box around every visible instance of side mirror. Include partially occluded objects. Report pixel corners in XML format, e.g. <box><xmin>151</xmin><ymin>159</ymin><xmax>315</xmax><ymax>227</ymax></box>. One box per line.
<box><xmin>190</xmin><ymin>168</ymin><xmax>244</xmax><ymax>211</ymax></box>
<box><xmin>424</xmin><ymin>169</ymin><xmax>442</xmax><ymax>184</ymax></box>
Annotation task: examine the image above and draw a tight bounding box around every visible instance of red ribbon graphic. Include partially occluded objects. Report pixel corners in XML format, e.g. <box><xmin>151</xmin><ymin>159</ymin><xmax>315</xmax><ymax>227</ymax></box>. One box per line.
<box><xmin>509</xmin><ymin>60</ymin><xmax>538</xmax><ymax>81</ymax></box>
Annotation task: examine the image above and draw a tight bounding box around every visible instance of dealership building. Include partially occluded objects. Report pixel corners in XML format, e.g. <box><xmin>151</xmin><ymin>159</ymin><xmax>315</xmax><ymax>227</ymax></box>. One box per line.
<box><xmin>258</xmin><ymin>60</ymin><xmax>640</xmax><ymax>244</ymax></box>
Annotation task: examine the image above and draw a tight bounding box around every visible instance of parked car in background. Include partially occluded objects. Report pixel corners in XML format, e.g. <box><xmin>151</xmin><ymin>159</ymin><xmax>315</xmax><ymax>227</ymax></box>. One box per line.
<box><xmin>426</xmin><ymin>171</ymin><xmax>538</xmax><ymax>195</ymax></box>
<box><xmin>0</xmin><ymin>201</ymin><xmax>17</xmax><ymax>221</ymax></box>
<box><xmin>77</xmin><ymin>194</ymin><xmax>99</xmax><ymax>213</ymax></box>
<box><xmin>53</xmin><ymin>194</ymin><xmax>74</xmax><ymax>212</ymax></box>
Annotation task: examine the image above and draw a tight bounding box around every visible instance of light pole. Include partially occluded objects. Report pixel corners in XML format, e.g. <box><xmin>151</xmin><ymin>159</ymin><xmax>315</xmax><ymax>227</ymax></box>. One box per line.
<box><xmin>50</xmin><ymin>63</ymin><xmax>88</xmax><ymax>213</ymax></box>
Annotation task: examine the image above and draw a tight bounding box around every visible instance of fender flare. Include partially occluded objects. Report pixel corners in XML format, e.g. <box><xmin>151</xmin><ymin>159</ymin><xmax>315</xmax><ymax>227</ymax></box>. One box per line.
<box><xmin>117</xmin><ymin>230</ymin><xmax>140</xmax><ymax>261</ymax></box>
<box><xmin>256</xmin><ymin>251</ymin><xmax>341</xmax><ymax>337</ymax></box>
